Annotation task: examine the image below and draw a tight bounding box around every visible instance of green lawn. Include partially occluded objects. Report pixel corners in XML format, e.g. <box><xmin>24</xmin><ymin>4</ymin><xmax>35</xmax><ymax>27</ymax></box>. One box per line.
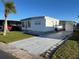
<box><xmin>52</xmin><ymin>31</ymin><xmax>79</xmax><ymax>59</ymax></box>
<box><xmin>0</xmin><ymin>31</ymin><xmax>33</xmax><ymax>43</ymax></box>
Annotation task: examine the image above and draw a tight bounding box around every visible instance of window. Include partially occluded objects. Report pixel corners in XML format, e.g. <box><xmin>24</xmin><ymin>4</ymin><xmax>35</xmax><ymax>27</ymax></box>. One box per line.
<box><xmin>28</xmin><ymin>21</ymin><xmax>31</xmax><ymax>27</ymax></box>
<box><xmin>35</xmin><ymin>21</ymin><xmax>41</xmax><ymax>25</ymax></box>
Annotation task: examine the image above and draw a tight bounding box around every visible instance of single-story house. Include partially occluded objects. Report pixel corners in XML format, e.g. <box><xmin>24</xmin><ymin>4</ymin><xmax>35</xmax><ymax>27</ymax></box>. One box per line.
<box><xmin>21</xmin><ymin>16</ymin><xmax>59</xmax><ymax>34</ymax></box>
<box><xmin>21</xmin><ymin>16</ymin><xmax>76</xmax><ymax>35</ymax></box>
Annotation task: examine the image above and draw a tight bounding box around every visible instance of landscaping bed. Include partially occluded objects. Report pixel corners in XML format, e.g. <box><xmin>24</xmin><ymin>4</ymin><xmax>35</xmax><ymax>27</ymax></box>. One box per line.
<box><xmin>0</xmin><ymin>31</ymin><xmax>33</xmax><ymax>43</ymax></box>
<box><xmin>52</xmin><ymin>31</ymin><xmax>79</xmax><ymax>59</ymax></box>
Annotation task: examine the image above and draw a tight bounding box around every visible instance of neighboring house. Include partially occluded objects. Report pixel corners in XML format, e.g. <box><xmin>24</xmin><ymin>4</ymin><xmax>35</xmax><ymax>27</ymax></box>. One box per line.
<box><xmin>60</xmin><ymin>20</ymin><xmax>76</xmax><ymax>31</ymax></box>
<box><xmin>21</xmin><ymin>16</ymin><xmax>76</xmax><ymax>35</ymax></box>
<box><xmin>65</xmin><ymin>21</ymin><xmax>76</xmax><ymax>31</ymax></box>
<box><xmin>21</xmin><ymin>16</ymin><xmax>59</xmax><ymax>34</ymax></box>
<box><xmin>0</xmin><ymin>20</ymin><xmax>21</xmax><ymax>31</ymax></box>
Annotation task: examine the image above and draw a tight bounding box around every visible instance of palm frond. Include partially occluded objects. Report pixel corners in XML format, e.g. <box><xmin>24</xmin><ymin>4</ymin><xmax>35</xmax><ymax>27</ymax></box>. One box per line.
<box><xmin>4</xmin><ymin>0</ymin><xmax>16</xmax><ymax>17</ymax></box>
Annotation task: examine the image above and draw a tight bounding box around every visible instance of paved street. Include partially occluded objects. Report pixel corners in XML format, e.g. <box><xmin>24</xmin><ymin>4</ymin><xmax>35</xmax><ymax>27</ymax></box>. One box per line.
<box><xmin>8</xmin><ymin>31</ymin><xmax>72</xmax><ymax>55</ymax></box>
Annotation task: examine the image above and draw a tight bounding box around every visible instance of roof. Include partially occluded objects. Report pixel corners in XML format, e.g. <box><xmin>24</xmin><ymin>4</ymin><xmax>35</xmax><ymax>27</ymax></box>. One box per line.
<box><xmin>21</xmin><ymin>16</ymin><xmax>45</xmax><ymax>21</ymax></box>
<box><xmin>0</xmin><ymin>20</ymin><xmax>20</xmax><ymax>22</ymax></box>
<box><xmin>21</xmin><ymin>16</ymin><xmax>76</xmax><ymax>23</ymax></box>
<box><xmin>21</xmin><ymin>16</ymin><xmax>59</xmax><ymax>21</ymax></box>
<box><xmin>60</xmin><ymin>20</ymin><xmax>76</xmax><ymax>23</ymax></box>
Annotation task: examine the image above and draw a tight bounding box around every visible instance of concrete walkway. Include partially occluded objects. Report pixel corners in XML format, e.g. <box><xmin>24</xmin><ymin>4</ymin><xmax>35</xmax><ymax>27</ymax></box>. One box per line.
<box><xmin>8</xmin><ymin>31</ymin><xmax>72</xmax><ymax>56</ymax></box>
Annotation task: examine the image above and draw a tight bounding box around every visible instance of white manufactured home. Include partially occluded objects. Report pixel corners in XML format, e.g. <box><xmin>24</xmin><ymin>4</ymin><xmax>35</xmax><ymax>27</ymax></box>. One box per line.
<box><xmin>21</xmin><ymin>16</ymin><xmax>76</xmax><ymax>35</ymax></box>
<box><xmin>21</xmin><ymin>16</ymin><xmax>59</xmax><ymax>34</ymax></box>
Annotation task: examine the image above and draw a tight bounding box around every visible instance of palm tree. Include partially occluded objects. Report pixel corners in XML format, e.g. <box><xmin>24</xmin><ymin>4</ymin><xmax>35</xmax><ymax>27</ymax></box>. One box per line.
<box><xmin>2</xmin><ymin>0</ymin><xmax>16</xmax><ymax>36</ymax></box>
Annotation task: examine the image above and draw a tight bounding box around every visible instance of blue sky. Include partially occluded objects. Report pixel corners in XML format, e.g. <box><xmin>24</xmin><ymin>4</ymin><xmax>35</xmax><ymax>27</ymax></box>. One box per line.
<box><xmin>0</xmin><ymin>0</ymin><xmax>79</xmax><ymax>22</ymax></box>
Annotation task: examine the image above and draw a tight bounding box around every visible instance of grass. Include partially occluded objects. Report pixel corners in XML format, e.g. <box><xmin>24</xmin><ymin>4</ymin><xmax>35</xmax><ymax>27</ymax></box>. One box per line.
<box><xmin>52</xmin><ymin>30</ymin><xmax>79</xmax><ymax>59</ymax></box>
<box><xmin>0</xmin><ymin>31</ymin><xmax>33</xmax><ymax>43</ymax></box>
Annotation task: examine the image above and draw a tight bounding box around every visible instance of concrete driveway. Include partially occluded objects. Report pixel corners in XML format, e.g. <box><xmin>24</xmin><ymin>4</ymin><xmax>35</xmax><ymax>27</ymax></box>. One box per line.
<box><xmin>8</xmin><ymin>31</ymin><xmax>72</xmax><ymax>56</ymax></box>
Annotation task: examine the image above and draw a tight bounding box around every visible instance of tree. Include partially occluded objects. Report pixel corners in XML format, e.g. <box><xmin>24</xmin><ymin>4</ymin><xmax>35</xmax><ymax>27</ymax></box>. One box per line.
<box><xmin>2</xmin><ymin>0</ymin><xmax>16</xmax><ymax>36</ymax></box>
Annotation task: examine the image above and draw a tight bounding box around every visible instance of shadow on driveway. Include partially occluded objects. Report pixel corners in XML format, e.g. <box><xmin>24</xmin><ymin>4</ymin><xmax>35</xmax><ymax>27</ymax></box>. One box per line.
<box><xmin>0</xmin><ymin>49</ymin><xmax>17</xmax><ymax>59</ymax></box>
<box><xmin>38</xmin><ymin>31</ymin><xmax>72</xmax><ymax>40</ymax></box>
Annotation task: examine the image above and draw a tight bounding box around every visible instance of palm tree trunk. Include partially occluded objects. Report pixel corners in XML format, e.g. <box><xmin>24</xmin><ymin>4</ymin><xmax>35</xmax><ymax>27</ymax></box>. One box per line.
<box><xmin>3</xmin><ymin>17</ymin><xmax>8</xmax><ymax>36</ymax></box>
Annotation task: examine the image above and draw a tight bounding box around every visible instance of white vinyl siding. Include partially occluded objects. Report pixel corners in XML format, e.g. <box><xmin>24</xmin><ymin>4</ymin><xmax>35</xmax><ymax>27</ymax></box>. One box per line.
<box><xmin>21</xmin><ymin>16</ymin><xmax>60</xmax><ymax>32</ymax></box>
